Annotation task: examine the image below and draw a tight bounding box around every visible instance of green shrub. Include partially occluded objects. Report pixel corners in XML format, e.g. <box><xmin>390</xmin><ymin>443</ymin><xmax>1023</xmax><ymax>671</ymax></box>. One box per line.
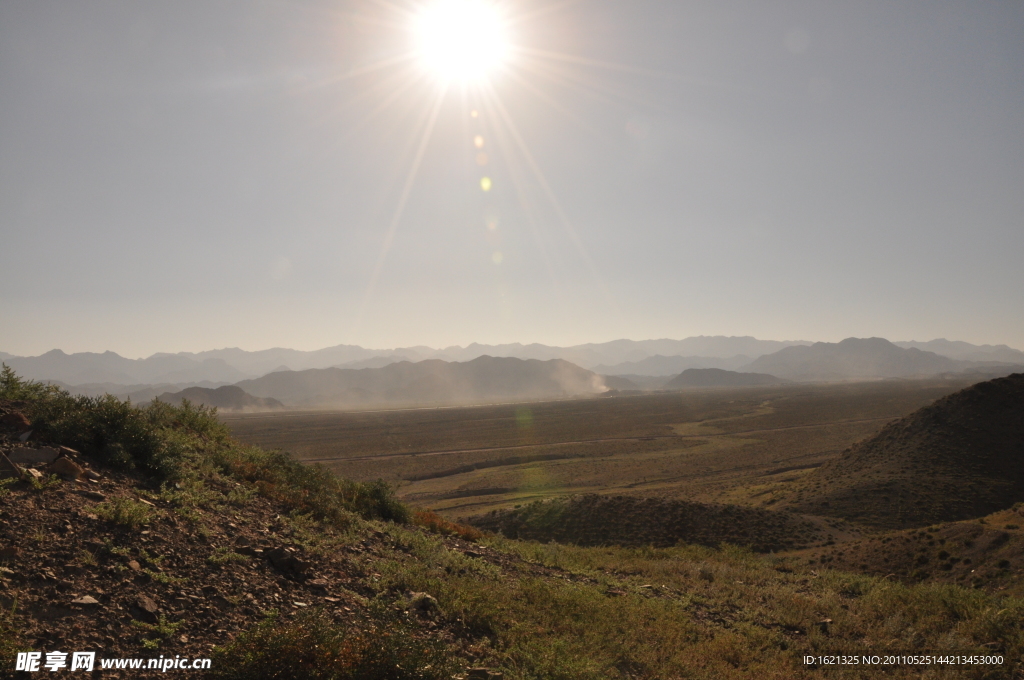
<box><xmin>90</xmin><ymin>497</ymin><xmax>155</xmax><ymax>530</ymax></box>
<box><xmin>208</xmin><ymin>548</ymin><xmax>251</xmax><ymax>566</ymax></box>
<box><xmin>211</xmin><ymin>608</ymin><xmax>457</xmax><ymax>680</ymax></box>
<box><xmin>2</xmin><ymin>364</ymin><xmax>228</xmax><ymax>481</ymax></box>
<box><xmin>413</xmin><ymin>509</ymin><xmax>485</xmax><ymax>541</ymax></box>
<box><xmin>0</xmin><ymin>598</ymin><xmax>25</xmax><ymax>676</ymax></box>
<box><xmin>1</xmin><ymin>367</ymin><xmax>409</xmax><ymax>523</ymax></box>
<box><xmin>211</xmin><ymin>445</ymin><xmax>409</xmax><ymax>524</ymax></box>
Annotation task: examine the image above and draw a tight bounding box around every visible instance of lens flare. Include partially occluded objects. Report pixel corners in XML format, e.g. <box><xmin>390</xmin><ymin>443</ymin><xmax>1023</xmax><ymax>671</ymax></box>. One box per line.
<box><xmin>414</xmin><ymin>1</ymin><xmax>510</xmax><ymax>82</ymax></box>
<box><xmin>480</xmin><ymin>176</ymin><xmax>492</xmax><ymax>191</ymax></box>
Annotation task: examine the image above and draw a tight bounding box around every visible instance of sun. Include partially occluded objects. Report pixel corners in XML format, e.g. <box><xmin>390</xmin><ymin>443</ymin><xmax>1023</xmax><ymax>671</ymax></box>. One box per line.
<box><xmin>414</xmin><ymin>0</ymin><xmax>510</xmax><ymax>82</ymax></box>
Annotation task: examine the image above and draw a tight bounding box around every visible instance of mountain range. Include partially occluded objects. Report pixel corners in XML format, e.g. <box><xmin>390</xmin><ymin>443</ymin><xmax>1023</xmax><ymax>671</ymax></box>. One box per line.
<box><xmin>4</xmin><ymin>337</ymin><xmax>1023</xmax><ymax>410</ymax></box>
<box><xmin>235</xmin><ymin>356</ymin><xmax>608</xmax><ymax>408</ymax></box>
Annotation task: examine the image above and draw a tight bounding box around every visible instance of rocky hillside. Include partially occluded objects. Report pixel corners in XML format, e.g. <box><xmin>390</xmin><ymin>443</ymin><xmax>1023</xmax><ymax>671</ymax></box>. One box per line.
<box><xmin>786</xmin><ymin>372</ymin><xmax>1024</xmax><ymax>528</ymax></box>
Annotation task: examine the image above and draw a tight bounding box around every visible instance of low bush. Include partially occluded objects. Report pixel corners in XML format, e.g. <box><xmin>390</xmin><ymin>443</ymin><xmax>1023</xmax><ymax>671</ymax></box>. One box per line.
<box><xmin>0</xmin><ymin>366</ymin><xmax>408</xmax><ymax>524</ymax></box>
<box><xmin>211</xmin><ymin>607</ymin><xmax>458</xmax><ymax>680</ymax></box>
<box><xmin>90</xmin><ymin>497</ymin><xmax>155</xmax><ymax>530</ymax></box>
<box><xmin>413</xmin><ymin>509</ymin><xmax>485</xmax><ymax>541</ymax></box>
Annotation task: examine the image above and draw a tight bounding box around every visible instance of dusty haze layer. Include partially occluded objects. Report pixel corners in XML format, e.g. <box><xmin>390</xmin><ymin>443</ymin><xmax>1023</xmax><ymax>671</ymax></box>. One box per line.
<box><xmin>2</xmin><ymin>2</ymin><xmax>1023</xmax><ymax>356</ymax></box>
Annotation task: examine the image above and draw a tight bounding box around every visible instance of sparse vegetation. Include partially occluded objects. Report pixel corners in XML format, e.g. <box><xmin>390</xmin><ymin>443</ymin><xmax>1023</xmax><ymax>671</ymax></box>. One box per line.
<box><xmin>132</xmin><ymin>615</ymin><xmax>183</xmax><ymax>649</ymax></box>
<box><xmin>211</xmin><ymin>607</ymin><xmax>458</xmax><ymax>680</ymax></box>
<box><xmin>208</xmin><ymin>547</ymin><xmax>252</xmax><ymax>566</ymax></box>
<box><xmin>2</xmin><ymin>367</ymin><xmax>1022</xmax><ymax>678</ymax></box>
<box><xmin>90</xmin><ymin>497</ymin><xmax>155</xmax><ymax>529</ymax></box>
<box><xmin>412</xmin><ymin>509</ymin><xmax>485</xmax><ymax>541</ymax></box>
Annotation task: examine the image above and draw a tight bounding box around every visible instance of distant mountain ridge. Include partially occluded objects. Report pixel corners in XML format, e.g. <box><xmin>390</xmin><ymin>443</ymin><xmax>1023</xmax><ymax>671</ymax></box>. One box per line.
<box><xmin>742</xmin><ymin>337</ymin><xmax>968</xmax><ymax>381</ymax></box>
<box><xmin>593</xmin><ymin>354</ymin><xmax>752</xmax><ymax>376</ymax></box>
<box><xmin>236</xmin><ymin>356</ymin><xmax>608</xmax><ymax>407</ymax></box>
<box><xmin>1</xmin><ymin>349</ymin><xmax>248</xmax><ymax>386</ymax></box>
<box><xmin>894</xmin><ymin>339</ymin><xmax>1024</xmax><ymax>364</ymax></box>
<box><xmin>3</xmin><ymin>336</ymin><xmax>1021</xmax><ymax>389</ymax></box>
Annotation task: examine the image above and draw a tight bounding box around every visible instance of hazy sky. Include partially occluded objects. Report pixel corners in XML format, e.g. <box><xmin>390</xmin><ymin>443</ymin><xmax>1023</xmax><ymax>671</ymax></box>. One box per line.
<box><xmin>2</xmin><ymin>0</ymin><xmax>1023</xmax><ymax>358</ymax></box>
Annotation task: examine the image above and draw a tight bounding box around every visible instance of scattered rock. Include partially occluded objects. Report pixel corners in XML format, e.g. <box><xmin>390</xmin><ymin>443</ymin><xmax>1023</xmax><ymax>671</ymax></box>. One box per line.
<box><xmin>266</xmin><ymin>546</ymin><xmax>310</xmax><ymax>574</ymax></box>
<box><xmin>83</xmin><ymin>469</ymin><xmax>102</xmax><ymax>481</ymax></box>
<box><xmin>8</xmin><ymin>446</ymin><xmax>60</xmax><ymax>466</ymax></box>
<box><xmin>467</xmin><ymin>669</ymin><xmax>503</xmax><ymax>680</ymax></box>
<box><xmin>127</xmin><ymin>560</ymin><xmax>142</xmax><ymax>572</ymax></box>
<box><xmin>406</xmin><ymin>591</ymin><xmax>438</xmax><ymax>615</ymax></box>
<box><xmin>72</xmin><ymin>595</ymin><xmax>100</xmax><ymax>606</ymax></box>
<box><xmin>132</xmin><ymin>595</ymin><xmax>160</xmax><ymax>623</ymax></box>
<box><xmin>78</xmin><ymin>490</ymin><xmax>106</xmax><ymax>502</ymax></box>
<box><xmin>24</xmin><ymin>468</ymin><xmax>43</xmax><ymax>479</ymax></box>
<box><xmin>18</xmin><ymin>430</ymin><xmax>32</xmax><ymax>442</ymax></box>
<box><xmin>48</xmin><ymin>456</ymin><xmax>85</xmax><ymax>481</ymax></box>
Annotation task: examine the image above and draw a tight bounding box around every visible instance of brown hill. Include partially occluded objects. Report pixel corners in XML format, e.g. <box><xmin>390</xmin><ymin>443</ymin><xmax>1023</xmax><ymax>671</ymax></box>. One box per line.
<box><xmin>789</xmin><ymin>505</ymin><xmax>1024</xmax><ymax>596</ymax></box>
<box><xmin>662</xmin><ymin>368</ymin><xmax>787</xmax><ymax>388</ymax></box>
<box><xmin>468</xmin><ymin>494</ymin><xmax>842</xmax><ymax>552</ymax></box>
<box><xmin>156</xmin><ymin>385</ymin><xmax>285</xmax><ymax>412</ymax></box>
<box><xmin>786</xmin><ymin>372</ymin><xmax>1024</xmax><ymax>528</ymax></box>
<box><xmin>743</xmin><ymin>337</ymin><xmax>964</xmax><ymax>381</ymax></box>
<box><xmin>236</xmin><ymin>356</ymin><xmax>607</xmax><ymax>408</ymax></box>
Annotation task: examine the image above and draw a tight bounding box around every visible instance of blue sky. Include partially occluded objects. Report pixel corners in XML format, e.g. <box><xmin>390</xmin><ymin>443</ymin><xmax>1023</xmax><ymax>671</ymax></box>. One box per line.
<box><xmin>2</xmin><ymin>0</ymin><xmax>1022</xmax><ymax>357</ymax></box>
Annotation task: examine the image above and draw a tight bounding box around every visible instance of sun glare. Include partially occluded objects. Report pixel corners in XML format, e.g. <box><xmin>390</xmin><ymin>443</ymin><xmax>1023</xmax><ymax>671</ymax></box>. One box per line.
<box><xmin>414</xmin><ymin>0</ymin><xmax>510</xmax><ymax>82</ymax></box>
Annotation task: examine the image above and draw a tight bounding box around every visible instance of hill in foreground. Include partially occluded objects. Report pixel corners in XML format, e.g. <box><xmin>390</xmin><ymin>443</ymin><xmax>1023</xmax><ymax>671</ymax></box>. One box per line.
<box><xmin>236</xmin><ymin>356</ymin><xmax>607</xmax><ymax>407</ymax></box>
<box><xmin>790</xmin><ymin>505</ymin><xmax>1024</xmax><ymax>595</ymax></box>
<box><xmin>663</xmin><ymin>368</ymin><xmax>788</xmax><ymax>389</ymax></box>
<box><xmin>2</xmin><ymin>367</ymin><xmax>1022</xmax><ymax>679</ymax></box>
<box><xmin>785</xmin><ymin>372</ymin><xmax>1024</xmax><ymax>528</ymax></box>
<box><xmin>468</xmin><ymin>494</ymin><xmax>848</xmax><ymax>552</ymax></box>
<box><xmin>155</xmin><ymin>385</ymin><xmax>285</xmax><ymax>412</ymax></box>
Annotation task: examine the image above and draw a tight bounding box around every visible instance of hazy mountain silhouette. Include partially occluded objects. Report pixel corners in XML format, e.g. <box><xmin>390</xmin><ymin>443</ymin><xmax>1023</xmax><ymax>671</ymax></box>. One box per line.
<box><xmin>663</xmin><ymin>368</ymin><xmax>789</xmax><ymax>389</ymax></box>
<box><xmin>235</xmin><ymin>356</ymin><xmax>608</xmax><ymax>407</ymax></box>
<box><xmin>592</xmin><ymin>354</ymin><xmax>753</xmax><ymax>376</ymax></box>
<box><xmin>742</xmin><ymin>337</ymin><xmax>966</xmax><ymax>381</ymax></box>
<box><xmin>155</xmin><ymin>385</ymin><xmax>284</xmax><ymax>412</ymax></box>
<box><xmin>46</xmin><ymin>380</ymin><xmax>231</xmax><ymax>403</ymax></box>
<box><xmin>895</xmin><ymin>339</ymin><xmax>1024</xmax><ymax>364</ymax></box>
<box><xmin>1</xmin><ymin>349</ymin><xmax>248</xmax><ymax>385</ymax></box>
<box><xmin>4</xmin><ymin>336</ymin><xmax>1020</xmax><ymax>388</ymax></box>
<box><xmin>334</xmin><ymin>356</ymin><xmax>408</xmax><ymax>370</ymax></box>
<box><xmin>788</xmin><ymin>373</ymin><xmax>1024</xmax><ymax>528</ymax></box>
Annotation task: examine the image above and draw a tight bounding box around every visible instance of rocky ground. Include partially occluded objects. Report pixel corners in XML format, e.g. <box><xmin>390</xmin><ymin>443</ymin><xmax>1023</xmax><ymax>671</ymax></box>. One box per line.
<box><xmin>0</xmin><ymin>408</ymin><xmax>520</xmax><ymax>678</ymax></box>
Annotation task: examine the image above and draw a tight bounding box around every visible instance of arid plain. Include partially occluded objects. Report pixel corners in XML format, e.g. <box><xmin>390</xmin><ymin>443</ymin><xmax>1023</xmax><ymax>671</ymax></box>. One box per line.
<box><xmin>224</xmin><ymin>376</ymin><xmax>985</xmax><ymax>520</ymax></box>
